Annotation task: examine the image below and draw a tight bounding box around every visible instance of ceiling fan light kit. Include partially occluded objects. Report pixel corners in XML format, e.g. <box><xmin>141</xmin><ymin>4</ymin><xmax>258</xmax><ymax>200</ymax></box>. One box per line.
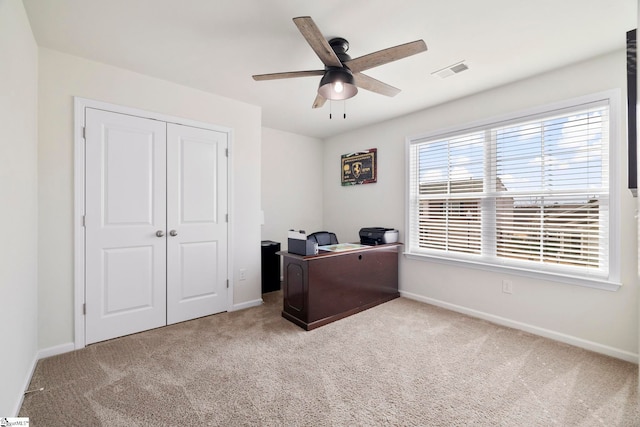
<box><xmin>252</xmin><ymin>16</ymin><xmax>428</xmax><ymax>113</ymax></box>
<box><xmin>318</xmin><ymin>67</ymin><xmax>358</xmax><ymax>100</ymax></box>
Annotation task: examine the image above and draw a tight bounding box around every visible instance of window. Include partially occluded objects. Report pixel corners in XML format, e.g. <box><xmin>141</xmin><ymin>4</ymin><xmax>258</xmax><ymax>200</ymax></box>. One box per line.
<box><xmin>407</xmin><ymin>94</ymin><xmax>619</xmax><ymax>289</ymax></box>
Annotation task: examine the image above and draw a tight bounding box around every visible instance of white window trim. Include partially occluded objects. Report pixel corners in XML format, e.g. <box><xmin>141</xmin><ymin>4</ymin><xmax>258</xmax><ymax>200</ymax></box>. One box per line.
<box><xmin>404</xmin><ymin>90</ymin><xmax>622</xmax><ymax>291</ymax></box>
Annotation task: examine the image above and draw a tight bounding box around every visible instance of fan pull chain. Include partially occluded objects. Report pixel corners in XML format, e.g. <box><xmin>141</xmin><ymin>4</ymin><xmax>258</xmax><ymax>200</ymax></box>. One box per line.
<box><xmin>328</xmin><ymin>101</ymin><xmax>348</xmax><ymax>119</ymax></box>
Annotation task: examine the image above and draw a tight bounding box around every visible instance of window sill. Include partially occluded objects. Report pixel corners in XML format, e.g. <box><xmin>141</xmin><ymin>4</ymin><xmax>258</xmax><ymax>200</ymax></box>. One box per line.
<box><xmin>403</xmin><ymin>251</ymin><xmax>621</xmax><ymax>292</ymax></box>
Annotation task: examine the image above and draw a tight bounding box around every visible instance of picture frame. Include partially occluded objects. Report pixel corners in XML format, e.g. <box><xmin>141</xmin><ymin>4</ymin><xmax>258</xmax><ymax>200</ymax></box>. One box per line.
<box><xmin>627</xmin><ymin>28</ymin><xmax>637</xmax><ymax>194</ymax></box>
<box><xmin>341</xmin><ymin>148</ymin><xmax>377</xmax><ymax>186</ymax></box>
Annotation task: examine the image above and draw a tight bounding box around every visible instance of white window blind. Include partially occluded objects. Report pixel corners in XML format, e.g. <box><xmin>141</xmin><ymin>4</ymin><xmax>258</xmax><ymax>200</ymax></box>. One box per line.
<box><xmin>408</xmin><ymin>98</ymin><xmax>611</xmax><ymax>282</ymax></box>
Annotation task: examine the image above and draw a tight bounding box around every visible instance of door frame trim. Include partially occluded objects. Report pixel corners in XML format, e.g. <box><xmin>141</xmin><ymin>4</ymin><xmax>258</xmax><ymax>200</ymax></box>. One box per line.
<box><xmin>73</xmin><ymin>97</ymin><xmax>234</xmax><ymax>349</ymax></box>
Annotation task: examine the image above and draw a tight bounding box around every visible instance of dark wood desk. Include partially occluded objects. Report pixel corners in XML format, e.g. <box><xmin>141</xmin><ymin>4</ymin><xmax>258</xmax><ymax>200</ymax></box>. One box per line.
<box><xmin>278</xmin><ymin>243</ymin><xmax>400</xmax><ymax>330</ymax></box>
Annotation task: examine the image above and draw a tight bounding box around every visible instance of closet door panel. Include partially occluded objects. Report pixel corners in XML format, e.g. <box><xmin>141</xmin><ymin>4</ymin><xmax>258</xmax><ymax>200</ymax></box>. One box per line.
<box><xmin>166</xmin><ymin>124</ymin><xmax>228</xmax><ymax>324</ymax></box>
<box><xmin>84</xmin><ymin>108</ymin><xmax>167</xmax><ymax>345</ymax></box>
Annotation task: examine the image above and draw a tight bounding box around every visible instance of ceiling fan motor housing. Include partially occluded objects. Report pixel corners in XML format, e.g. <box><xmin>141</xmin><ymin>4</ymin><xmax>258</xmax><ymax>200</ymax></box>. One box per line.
<box><xmin>329</xmin><ymin>37</ymin><xmax>352</xmax><ymax>66</ymax></box>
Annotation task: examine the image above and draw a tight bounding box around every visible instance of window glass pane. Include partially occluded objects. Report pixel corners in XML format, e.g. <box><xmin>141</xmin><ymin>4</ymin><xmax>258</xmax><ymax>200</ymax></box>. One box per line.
<box><xmin>418</xmin><ymin>198</ymin><xmax>481</xmax><ymax>254</ymax></box>
<box><xmin>418</xmin><ymin>132</ymin><xmax>485</xmax><ymax>195</ymax></box>
<box><xmin>495</xmin><ymin>106</ymin><xmax>607</xmax><ymax>194</ymax></box>
<box><xmin>496</xmin><ymin>195</ymin><xmax>601</xmax><ymax>269</ymax></box>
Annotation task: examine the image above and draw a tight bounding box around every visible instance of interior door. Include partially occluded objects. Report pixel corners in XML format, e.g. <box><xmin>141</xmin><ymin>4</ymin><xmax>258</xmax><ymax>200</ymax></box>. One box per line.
<box><xmin>85</xmin><ymin>108</ymin><xmax>167</xmax><ymax>345</ymax></box>
<box><xmin>166</xmin><ymin>123</ymin><xmax>228</xmax><ymax>324</ymax></box>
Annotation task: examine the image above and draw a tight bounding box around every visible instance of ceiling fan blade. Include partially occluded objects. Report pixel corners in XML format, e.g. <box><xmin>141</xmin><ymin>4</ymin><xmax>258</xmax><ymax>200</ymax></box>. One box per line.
<box><xmin>312</xmin><ymin>93</ymin><xmax>327</xmax><ymax>109</ymax></box>
<box><xmin>346</xmin><ymin>40</ymin><xmax>427</xmax><ymax>74</ymax></box>
<box><xmin>353</xmin><ymin>73</ymin><xmax>401</xmax><ymax>97</ymax></box>
<box><xmin>293</xmin><ymin>16</ymin><xmax>343</xmax><ymax>68</ymax></box>
<box><xmin>253</xmin><ymin>70</ymin><xmax>324</xmax><ymax>81</ymax></box>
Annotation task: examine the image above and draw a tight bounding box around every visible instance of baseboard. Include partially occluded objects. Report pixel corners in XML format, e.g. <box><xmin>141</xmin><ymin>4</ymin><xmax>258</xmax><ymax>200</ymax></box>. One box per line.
<box><xmin>399</xmin><ymin>291</ymin><xmax>639</xmax><ymax>363</ymax></box>
<box><xmin>10</xmin><ymin>351</ymin><xmax>38</xmax><ymax>416</ymax></box>
<box><xmin>230</xmin><ymin>298</ymin><xmax>263</xmax><ymax>312</ymax></box>
<box><xmin>37</xmin><ymin>342</ymin><xmax>76</xmax><ymax>360</ymax></box>
<box><xmin>11</xmin><ymin>342</ymin><xmax>77</xmax><ymax>415</ymax></box>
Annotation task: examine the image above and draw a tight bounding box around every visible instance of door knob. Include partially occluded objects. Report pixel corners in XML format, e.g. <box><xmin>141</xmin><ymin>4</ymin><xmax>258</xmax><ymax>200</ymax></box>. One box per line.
<box><xmin>156</xmin><ymin>230</ymin><xmax>165</xmax><ymax>237</ymax></box>
<box><xmin>169</xmin><ymin>230</ymin><xmax>178</xmax><ymax>237</ymax></box>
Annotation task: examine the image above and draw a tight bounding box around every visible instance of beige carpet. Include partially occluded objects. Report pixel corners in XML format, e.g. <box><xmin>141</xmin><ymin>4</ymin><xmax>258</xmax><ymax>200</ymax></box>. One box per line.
<box><xmin>20</xmin><ymin>292</ymin><xmax>639</xmax><ymax>426</ymax></box>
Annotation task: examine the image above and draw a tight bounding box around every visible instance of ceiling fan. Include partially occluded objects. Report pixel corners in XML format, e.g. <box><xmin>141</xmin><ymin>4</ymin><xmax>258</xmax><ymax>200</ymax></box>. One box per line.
<box><xmin>252</xmin><ymin>16</ymin><xmax>428</xmax><ymax>109</ymax></box>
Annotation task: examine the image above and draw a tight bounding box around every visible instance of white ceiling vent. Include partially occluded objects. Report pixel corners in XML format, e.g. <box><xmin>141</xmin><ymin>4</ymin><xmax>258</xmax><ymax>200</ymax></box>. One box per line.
<box><xmin>432</xmin><ymin>61</ymin><xmax>469</xmax><ymax>79</ymax></box>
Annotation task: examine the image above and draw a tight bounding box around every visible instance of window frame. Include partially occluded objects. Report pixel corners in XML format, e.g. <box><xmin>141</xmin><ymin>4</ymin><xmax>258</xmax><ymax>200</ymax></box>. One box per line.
<box><xmin>404</xmin><ymin>90</ymin><xmax>621</xmax><ymax>291</ymax></box>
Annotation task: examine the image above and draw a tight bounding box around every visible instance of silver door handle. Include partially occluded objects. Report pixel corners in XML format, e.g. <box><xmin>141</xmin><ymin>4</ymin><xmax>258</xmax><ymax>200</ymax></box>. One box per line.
<box><xmin>169</xmin><ymin>230</ymin><xmax>178</xmax><ymax>237</ymax></box>
<box><xmin>156</xmin><ymin>230</ymin><xmax>165</xmax><ymax>237</ymax></box>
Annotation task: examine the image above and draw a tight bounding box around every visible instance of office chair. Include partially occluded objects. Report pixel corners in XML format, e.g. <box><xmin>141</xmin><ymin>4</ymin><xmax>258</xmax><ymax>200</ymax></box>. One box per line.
<box><xmin>307</xmin><ymin>231</ymin><xmax>338</xmax><ymax>246</ymax></box>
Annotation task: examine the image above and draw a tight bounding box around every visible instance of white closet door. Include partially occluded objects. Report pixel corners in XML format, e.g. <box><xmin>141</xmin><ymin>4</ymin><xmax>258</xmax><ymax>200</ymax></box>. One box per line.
<box><xmin>85</xmin><ymin>108</ymin><xmax>167</xmax><ymax>345</ymax></box>
<box><xmin>166</xmin><ymin>123</ymin><xmax>228</xmax><ymax>324</ymax></box>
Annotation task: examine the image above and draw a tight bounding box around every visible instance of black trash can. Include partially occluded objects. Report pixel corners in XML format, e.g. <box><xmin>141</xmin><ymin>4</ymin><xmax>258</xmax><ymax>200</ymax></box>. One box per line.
<box><xmin>261</xmin><ymin>240</ymin><xmax>281</xmax><ymax>293</ymax></box>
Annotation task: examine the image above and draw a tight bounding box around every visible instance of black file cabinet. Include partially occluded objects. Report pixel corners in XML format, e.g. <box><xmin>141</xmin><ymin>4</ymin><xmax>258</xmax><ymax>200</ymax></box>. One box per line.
<box><xmin>261</xmin><ymin>240</ymin><xmax>281</xmax><ymax>293</ymax></box>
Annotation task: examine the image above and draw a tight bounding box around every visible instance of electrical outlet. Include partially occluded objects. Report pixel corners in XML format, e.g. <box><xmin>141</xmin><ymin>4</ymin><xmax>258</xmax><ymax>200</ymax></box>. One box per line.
<box><xmin>239</xmin><ymin>268</ymin><xmax>247</xmax><ymax>281</ymax></box>
<box><xmin>502</xmin><ymin>279</ymin><xmax>513</xmax><ymax>294</ymax></box>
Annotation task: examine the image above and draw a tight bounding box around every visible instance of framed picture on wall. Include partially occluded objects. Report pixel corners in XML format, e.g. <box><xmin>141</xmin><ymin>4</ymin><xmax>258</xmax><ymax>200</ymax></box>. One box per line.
<box><xmin>627</xmin><ymin>28</ymin><xmax>637</xmax><ymax>194</ymax></box>
<box><xmin>341</xmin><ymin>148</ymin><xmax>377</xmax><ymax>186</ymax></box>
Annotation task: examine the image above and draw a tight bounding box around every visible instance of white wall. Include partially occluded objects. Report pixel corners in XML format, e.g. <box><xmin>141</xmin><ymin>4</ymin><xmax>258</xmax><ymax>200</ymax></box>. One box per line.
<box><xmin>323</xmin><ymin>50</ymin><xmax>639</xmax><ymax>361</ymax></box>
<box><xmin>261</xmin><ymin>127</ymin><xmax>324</xmax><ymax>249</ymax></box>
<box><xmin>37</xmin><ymin>48</ymin><xmax>262</xmax><ymax>350</ymax></box>
<box><xmin>0</xmin><ymin>0</ymin><xmax>39</xmax><ymax>415</ymax></box>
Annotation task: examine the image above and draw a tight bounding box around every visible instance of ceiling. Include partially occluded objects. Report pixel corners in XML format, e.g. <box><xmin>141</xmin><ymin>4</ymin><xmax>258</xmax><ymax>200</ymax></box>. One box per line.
<box><xmin>23</xmin><ymin>0</ymin><xmax>637</xmax><ymax>139</ymax></box>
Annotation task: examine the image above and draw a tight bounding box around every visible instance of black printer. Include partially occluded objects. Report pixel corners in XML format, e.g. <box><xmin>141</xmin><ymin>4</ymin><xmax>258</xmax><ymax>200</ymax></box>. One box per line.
<box><xmin>359</xmin><ymin>227</ymin><xmax>399</xmax><ymax>245</ymax></box>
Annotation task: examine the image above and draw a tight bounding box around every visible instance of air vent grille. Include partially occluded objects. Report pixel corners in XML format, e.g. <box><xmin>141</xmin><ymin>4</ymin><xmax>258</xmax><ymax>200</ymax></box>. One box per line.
<box><xmin>432</xmin><ymin>61</ymin><xmax>469</xmax><ymax>79</ymax></box>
